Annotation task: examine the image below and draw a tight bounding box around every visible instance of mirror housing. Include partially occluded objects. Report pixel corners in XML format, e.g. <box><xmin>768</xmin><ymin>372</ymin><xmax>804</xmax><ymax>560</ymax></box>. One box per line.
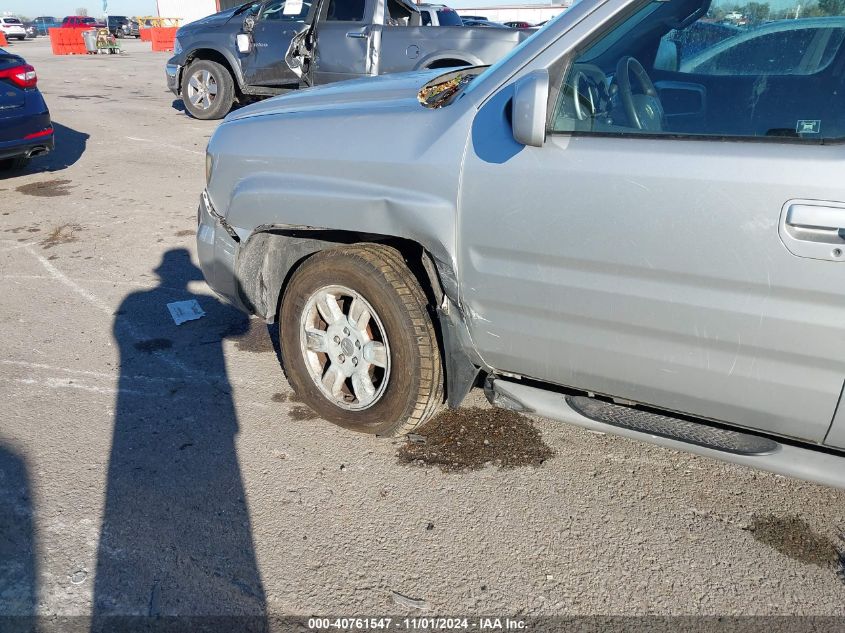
<box><xmin>236</xmin><ymin>33</ymin><xmax>252</xmax><ymax>54</ymax></box>
<box><xmin>511</xmin><ymin>69</ymin><xmax>549</xmax><ymax>148</ymax></box>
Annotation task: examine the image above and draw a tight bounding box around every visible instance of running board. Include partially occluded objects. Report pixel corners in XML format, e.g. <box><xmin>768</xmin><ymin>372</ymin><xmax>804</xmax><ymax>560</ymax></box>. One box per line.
<box><xmin>565</xmin><ymin>395</ymin><xmax>778</xmax><ymax>456</ymax></box>
<box><xmin>489</xmin><ymin>379</ymin><xmax>845</xmax><ymax>490</ymax></box>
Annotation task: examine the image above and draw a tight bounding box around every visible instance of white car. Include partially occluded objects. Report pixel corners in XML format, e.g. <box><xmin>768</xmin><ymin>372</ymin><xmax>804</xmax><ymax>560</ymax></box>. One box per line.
<box><xmin>0</xmin><ymin>17</ymin><xmax>27</xmax><ymax>41</ymax></box>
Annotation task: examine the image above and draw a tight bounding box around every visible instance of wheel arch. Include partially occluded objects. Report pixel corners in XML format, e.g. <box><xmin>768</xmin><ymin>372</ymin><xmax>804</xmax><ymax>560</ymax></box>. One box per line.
<box><xmin>184</xmin><ymin>46</ymin><xmax>245</xmax><ymax>92</ymax></box>
<box><xmin>416</xmin><ymin>51</ymin><xmax>482</xmax><ymax>70</ymax></box>
<box><xmin>235</xmin><ymin>228</ymin><xmax>483</xmax><ymax>407</ymax></box>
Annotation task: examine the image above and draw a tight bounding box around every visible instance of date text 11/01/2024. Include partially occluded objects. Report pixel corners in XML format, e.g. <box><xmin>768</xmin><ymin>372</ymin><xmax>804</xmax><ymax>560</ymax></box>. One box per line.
<box><xmin>307</xmin><ymin>618</ymin><xmax>527</xmax><ymax>630</ymax></box>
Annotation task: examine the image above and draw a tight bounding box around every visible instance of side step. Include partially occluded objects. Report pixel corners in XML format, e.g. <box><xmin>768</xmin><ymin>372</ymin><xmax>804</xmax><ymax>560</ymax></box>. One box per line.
<box><xmin>489</xmin><ymin>378</ymin><xmax>845</xmax><ymax>490</ymax></box>
<box><xmin>565</xmin><ymin>395</ymin><xmax>778</xmax><ymax>456</ymax></box>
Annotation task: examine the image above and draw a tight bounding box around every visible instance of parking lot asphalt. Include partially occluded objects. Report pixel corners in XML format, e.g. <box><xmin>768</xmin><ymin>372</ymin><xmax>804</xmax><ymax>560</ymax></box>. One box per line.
<box><xmin>2</xmin><ymin>37</ymin><xmax>845</xmax><ymax>623</ymax></box>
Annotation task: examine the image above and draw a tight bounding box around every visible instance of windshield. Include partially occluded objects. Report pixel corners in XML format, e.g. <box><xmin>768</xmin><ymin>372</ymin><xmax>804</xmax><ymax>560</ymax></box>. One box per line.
<box><xmin>437</xmin><ymin>8</ymin><xmax>463</xmax><ymax>25</ymax></box>
<box><xmin>234</xmin><ymin>2</ymin><xmax>262</xmax><ymax>15</ymax></box>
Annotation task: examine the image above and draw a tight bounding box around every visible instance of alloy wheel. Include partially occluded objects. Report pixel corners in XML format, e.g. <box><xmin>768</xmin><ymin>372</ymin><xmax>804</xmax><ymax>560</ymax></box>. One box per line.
<box><xmin>299</xmin><ymin>285</ymin><xmax>391</xmax><ymax>411</ymax></box>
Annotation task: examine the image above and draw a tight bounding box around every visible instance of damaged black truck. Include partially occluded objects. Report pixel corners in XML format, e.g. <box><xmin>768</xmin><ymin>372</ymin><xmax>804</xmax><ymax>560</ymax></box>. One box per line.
<box><xmin>165</xmin><ymin>0</ymin><xmax>530</xmax><ymax>119</ymax></box>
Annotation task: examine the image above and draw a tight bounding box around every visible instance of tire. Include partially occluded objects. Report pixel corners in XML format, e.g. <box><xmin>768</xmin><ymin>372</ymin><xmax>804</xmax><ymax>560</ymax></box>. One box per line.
<box><xmin>279</xmin><ymin>244</ymin><xmax>444</xmax><ymax>436</ymax></box>
<box><xmin>180</xmin><ymin>59</ymin><xmax>235</xmax><ymax>121</ymax></box>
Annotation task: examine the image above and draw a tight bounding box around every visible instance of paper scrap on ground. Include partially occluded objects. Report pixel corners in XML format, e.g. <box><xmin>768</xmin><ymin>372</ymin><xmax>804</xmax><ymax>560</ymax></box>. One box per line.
<box><xmin>167</xmin><ymin>300</ymin><xmax>205</xmax><ymax>325</ymax></box>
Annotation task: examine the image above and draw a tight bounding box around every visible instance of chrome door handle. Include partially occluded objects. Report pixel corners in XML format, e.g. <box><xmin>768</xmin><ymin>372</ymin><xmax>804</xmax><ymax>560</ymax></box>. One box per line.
<box><xmin>779</xmin><ymin>200</ymin><xmax>845</xmax><ymax>261</ymax></box>
<box><xmin>786</xmin><ymin>204</ymin><xmax>845</xmax><ymax>232</ymax></box>
<box><xmin>346</xmin><ymin>31</ymin><xmax>367</xmax><ymax>39</ymax></box>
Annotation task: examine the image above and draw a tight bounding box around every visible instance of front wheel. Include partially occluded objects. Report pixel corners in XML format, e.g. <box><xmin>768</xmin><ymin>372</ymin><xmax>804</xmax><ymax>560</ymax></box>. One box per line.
<box><xmin>279</xmin><ymin>245</ymin><xmax>444</xmax><ymax>436</ymax></box>
<box><xmin>180</xmin><ymin>59</ymin><xmax>235</xmax><ymax>120</ymax></box>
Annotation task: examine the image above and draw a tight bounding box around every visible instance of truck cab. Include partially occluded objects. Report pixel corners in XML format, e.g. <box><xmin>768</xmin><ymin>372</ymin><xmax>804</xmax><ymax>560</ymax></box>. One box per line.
<box><xmin>166</xmin><ymin>0</ymin><xmax>528</xmax><ymax>119</ymax></box>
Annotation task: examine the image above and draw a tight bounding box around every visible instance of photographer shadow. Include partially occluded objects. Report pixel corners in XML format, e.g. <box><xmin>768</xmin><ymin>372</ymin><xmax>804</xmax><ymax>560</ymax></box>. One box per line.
<box><xmin>92</xmin><ymin>249</ymin><xmax>266</xmax><ymax>632</ymax></box>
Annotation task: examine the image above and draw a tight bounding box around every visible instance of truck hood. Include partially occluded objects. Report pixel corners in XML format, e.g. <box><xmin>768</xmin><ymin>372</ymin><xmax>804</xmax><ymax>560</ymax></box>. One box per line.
<box><xmin>225</xmin><ymin>69</ymin><xmax>445</xmax><ymax>121</ymax></box>
<box><xmin>179</xmin><ymin>2</ymin><xmax>249</xmax><ymax>33</ymax></box>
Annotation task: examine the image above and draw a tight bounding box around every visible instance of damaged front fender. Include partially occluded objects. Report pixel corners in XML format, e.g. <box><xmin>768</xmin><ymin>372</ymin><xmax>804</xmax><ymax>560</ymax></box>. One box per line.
<box><xmin>234</xmin><ymin>228</ymin><xmax>484</xmax><ymax>408</ymax></box>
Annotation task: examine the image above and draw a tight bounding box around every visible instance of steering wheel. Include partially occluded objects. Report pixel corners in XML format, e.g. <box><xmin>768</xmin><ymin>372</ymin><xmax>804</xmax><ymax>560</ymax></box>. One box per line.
<box><xmin>615</xmin><ymin>56</ymin><xmax>665</xmax><ymax>132</ymax></box>
<box><xmin>572</xmin><ymin>71</ymin><xmax>596</xmax><ymax>121</ymax></box>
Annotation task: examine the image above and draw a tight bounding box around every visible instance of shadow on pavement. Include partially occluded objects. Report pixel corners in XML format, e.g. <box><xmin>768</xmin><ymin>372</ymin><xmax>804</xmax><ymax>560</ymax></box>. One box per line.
<box><xmin>1</xmin><ymin>122</ymin><xmax>90</xmax><ymax>179</ymax></box>
<box><xmin>91</xmin><ymin>248</ymin><xmax>267</xmax><ymax>632</ymax></box>
<box><xmin>0</xmin><ymin>443</ymin><xmax>37</xmax><ymax>633</ymax></box>
<box><xmin>35</xmin><ymin>122</ymin><xmax>89</xmax><ymax>173</ymax></box>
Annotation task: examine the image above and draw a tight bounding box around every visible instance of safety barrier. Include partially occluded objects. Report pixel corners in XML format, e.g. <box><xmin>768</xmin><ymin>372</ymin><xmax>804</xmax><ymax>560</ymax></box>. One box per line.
<box><xmin>48</xmin><ymin>28</ymin><xmax>89</xmax><ymax>55</ymax></box>
<box><xmin>0</xmin><ymin>32</ymin><xmax>7</xmax><ymax>47</ymax></box>
<box><xmin>136</xmin><ymin>16</ymin><xmax>181</xmax><ymax>28</ymax></box>
<box><xmin>150</xmin><ymin>27</ymin><xmax>178</xmax><ymax>52</ymax></box>
<box><xmin>140</xmin><ymin>28</ymin><xmax>152</xmax><ymax>41</ymax></box>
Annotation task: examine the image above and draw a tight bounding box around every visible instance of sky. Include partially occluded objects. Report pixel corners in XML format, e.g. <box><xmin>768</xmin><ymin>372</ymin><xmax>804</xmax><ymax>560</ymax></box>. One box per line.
<box><xmin>2</xmin><ymin>1</ymin><xmax>158</xmax><ymax>18</ymax></box>
<box><xmin>0</xmin><ymin>0</ymin><xmax>565</xmax><ymax>19</ymax></box>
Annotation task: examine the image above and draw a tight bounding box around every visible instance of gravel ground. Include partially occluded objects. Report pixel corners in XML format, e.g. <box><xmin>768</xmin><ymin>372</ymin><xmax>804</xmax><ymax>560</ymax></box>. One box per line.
<box><xmin>1</xmin><ymin>37</ymin><xmax>845</xmax><ymax>626</ymax></box>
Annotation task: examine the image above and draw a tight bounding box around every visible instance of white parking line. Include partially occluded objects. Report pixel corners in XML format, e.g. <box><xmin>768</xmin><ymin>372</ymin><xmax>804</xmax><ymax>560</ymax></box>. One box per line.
<box><xmin>22</xmin><ymin>246</ymin><xmax>202</xmax><ymax>379</ymax></box>
<box><xmin>125</xmin><ymin>136</ymin><xmax>204</xmax><ymax>156</ymax></box>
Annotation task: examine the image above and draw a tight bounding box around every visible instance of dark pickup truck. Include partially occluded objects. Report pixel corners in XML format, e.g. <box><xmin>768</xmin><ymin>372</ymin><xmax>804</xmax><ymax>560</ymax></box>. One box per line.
<box><xmin>166</xmin><ymin>0</ymin><xmax>529</xmax><ymax>119</ymax></box>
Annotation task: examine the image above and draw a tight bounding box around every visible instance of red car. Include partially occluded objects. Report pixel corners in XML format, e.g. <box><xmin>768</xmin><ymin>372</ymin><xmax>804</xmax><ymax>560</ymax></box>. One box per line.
<box><xmin>61</xmin><ymin>16</ymin><xmax>104</xmax><ymax>28</ymax></box>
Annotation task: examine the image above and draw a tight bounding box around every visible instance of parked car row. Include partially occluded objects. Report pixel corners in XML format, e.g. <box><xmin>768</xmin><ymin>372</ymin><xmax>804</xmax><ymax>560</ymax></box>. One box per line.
<box><xmin>454</xmin><ymin>15</ymin><xmax>545</xmax><ymax>29</ymax></box>
<box><xmin>107</xmin><ymin>16</ymin><xmax>141</xmax><ymax>38</ymax></box>
<box><xmin>0</xmin><ymin>17</ymin><xmax>28</xmax><ymax>41</ymax></box>
<box><xmin>7</xmin><ymin>15</ymin><xmax>140</xmax><ymax>38</ymax></box>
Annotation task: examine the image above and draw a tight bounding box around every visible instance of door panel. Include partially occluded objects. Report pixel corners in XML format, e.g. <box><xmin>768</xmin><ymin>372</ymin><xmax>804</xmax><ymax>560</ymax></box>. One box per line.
<box><xmin>312</xmin><ymin>0</ymin><xmax>372</xmax><ymax>83</ymax></box>
<box><xmin>312</xmin><ymin>22</ymin><xmax>371</xmax><ymax>82</ymax></box>
<box><xmin>458</xmin><ymin>99</ymin><xmax>845</xmax><ymax>442</ymax></box>
<box><xmin>242</xmin><ymin>0</ymin><xmax>311</xmax><ymax>87</ymax></box>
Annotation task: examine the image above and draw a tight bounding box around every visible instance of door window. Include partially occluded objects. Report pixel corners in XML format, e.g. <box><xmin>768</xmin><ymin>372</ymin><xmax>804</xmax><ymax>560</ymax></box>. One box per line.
<box><xmin>385</xmin><ymin>0</ymin><xmax>413</xmax><ymax>26</ymax></box>
<box><xmin>551</xmin><ymin>0</ymin><xmax>845</xmax><ymax>140</ymax></box>
<box><xmin>325</xmin><ymin>0</ymin><xmax>366</xmax><ymax>21</ymax></box>
<box><xmin>260</xmin><ymin>0</ymin><xmax>311</xmax><ymax>21</ymax></box>
<box><xmin>436</xmin><ymin>8</ymin><xmax>464</xmax><ymax>25</ymax></box>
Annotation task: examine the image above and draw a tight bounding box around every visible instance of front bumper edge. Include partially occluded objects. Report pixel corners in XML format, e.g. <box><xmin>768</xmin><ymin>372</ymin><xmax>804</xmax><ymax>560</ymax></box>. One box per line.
<box><xmin>166</xmin><ymin>62</ymin><xmax>182</xmax><ymax>95</ymax></box>
<box><xmin>196</xmin><ymin>190</ymin><xmax>249</xmax><ymax>313</ymax></box>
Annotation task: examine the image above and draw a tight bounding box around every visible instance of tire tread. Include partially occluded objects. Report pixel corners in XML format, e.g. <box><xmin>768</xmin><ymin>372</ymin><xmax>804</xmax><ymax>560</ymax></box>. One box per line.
<box><xmin>280</xmin><ymin>244</ymin><xmax>443</xmax><ymax>436</ymax></box>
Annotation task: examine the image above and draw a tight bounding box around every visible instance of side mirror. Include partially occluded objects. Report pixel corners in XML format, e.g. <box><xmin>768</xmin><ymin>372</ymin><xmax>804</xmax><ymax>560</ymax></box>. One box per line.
<box><xmin>511</xmin><ymin>69</ymin><xmax>549</xmax><ymax>148</ymax></box>
<box><xmin>236</xmin><ymin>33</ymin><xmax>252</xmax><ymax>54</ymax></box>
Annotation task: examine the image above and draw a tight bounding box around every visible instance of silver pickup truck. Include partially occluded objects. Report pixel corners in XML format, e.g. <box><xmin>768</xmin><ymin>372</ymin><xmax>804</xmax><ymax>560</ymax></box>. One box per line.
<box><xmin>197</xmin><ymin>0</ymin><xmax>845</xmax><ymax>489</ymax></box>
<box><xmin>166</xmin><ymin>0</ymin><xmax>528</xmax><ymax>119</ymax></box>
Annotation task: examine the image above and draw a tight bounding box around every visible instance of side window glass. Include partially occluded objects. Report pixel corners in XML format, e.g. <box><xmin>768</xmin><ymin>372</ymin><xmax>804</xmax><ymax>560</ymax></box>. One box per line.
<box><xmin>421</xmin><ymin>11</ymin><xmax>431</xmax><ymax>25</ymax></box>
<box><xmin>551</xmin><ymin>0</ymin><xmax>845</xmax><ymax>141</ymax></box>
<box><xmin>261</xmin><ymin>0</ymin><xmax>311</xmax><ymax>21</ymax></box>
<box><xmin>385</xmin><ymin>0</ymin><xmax>412</xmax><ymax>25</ymax></box>
<box><xmin>326</xmin><ymin>0</ymin><xmax>366</xmax><ymax>22</ymax></box>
